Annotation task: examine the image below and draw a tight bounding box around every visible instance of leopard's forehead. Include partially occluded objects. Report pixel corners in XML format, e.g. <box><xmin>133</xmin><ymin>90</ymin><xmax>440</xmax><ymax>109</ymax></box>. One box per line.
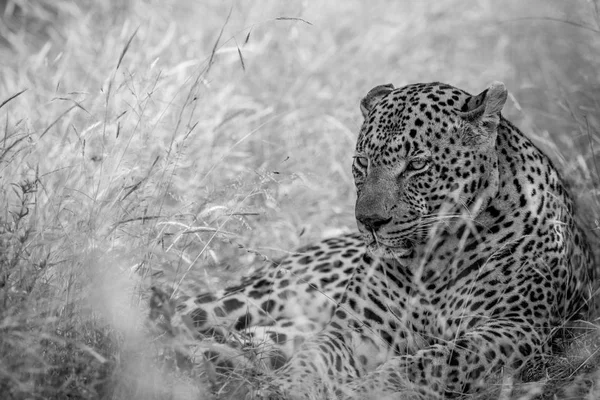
<box><xmin>357</xmin><ymin>82</ymin><xmax>473</xmax><ymax>164</ymax></box>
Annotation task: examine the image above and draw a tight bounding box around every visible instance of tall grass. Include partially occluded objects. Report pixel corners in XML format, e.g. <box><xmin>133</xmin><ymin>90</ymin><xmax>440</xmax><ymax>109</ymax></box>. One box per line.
<box><xmin>0</xmin><ymin>0</ymin><xmax>598</xmax><ymax>399</ymax></box>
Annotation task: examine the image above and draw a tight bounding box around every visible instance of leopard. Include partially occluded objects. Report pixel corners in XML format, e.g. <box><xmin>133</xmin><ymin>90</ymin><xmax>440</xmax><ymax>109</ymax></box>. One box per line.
<box><xmin>149</xmin><ymin>81</ymin><xmax>596</xmax><ymax>399</ymax></box>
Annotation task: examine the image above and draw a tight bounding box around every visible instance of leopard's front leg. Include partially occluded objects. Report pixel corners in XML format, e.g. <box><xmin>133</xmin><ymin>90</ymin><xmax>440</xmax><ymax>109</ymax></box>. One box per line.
<box><xmin>351</xmin><ymin>317</ymin><xmax>543</xmax><ymax>399</ymax></box>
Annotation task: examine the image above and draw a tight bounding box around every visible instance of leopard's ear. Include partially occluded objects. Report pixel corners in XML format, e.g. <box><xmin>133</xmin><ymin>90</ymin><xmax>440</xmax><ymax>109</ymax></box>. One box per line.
<box><xmin>360</xmin><ymin>84</ymin><xmax>395</xmax><ymax>118</ymax></box>
<box><xmin>459</xmin><ymin>81</ymin><xmax>508</xmax><ymax>132</ymax></box>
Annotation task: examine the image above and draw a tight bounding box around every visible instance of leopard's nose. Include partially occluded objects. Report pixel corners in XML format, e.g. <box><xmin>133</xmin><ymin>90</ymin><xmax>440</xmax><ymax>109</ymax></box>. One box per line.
<box><xmin>357</xmin><ymin>214</ymin><xmax>392</xmax><ymax>231</ymax></box>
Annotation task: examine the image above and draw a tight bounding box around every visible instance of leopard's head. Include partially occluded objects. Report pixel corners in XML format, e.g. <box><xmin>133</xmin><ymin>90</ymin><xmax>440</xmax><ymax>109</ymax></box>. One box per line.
<box><xmin>354</xmin><ymin>81</ymin><xmax>507</xmax><ymax>260</ymax></box>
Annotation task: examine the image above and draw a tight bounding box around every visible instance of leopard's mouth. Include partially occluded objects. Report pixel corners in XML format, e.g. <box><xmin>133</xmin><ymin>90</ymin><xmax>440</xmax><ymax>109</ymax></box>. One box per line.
<box><xmin>364</xmin><ymin>237</ymin><xmax>414</xmax><ymax>259</ymax></box>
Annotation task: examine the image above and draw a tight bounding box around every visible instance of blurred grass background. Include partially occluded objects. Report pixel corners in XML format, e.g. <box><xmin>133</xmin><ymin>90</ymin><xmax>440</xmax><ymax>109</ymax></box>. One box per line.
<box><xmin>0</xmin><ymin>0</ymin><xmax>599</xmax><ymax>399</ymax></box>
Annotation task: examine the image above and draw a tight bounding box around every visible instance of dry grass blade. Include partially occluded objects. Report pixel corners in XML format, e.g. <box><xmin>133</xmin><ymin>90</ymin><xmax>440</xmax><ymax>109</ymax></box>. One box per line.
<box><xmin>0</xmin><ymin>89</ymin><xmax>27</xmax><ymax>110</ymax></box>
<box><xmin>53</xmin><ymin>97</ymin><xmax>91</xmax><ymax>115</ymax></box>
<box><xmin>509</xmin><ymin>16</ymin><xmax>600</xmax><ymax>33</ymax></box>
<box><xmin>115</xmin><ymin>215</ymin><xmax>164</xmax><ymax>226</ymax></box>
<box><xmin>120</xmin><ymin>155</ymin><xmax>160</xmax><ymax>200</ymax></box>
<box><xmin>275</xmin><ymin>17</ymin><xmax>313</xmax><ymax>25</ymax></box>
<box><xmin>0</xmin><ymin>134</ymin><xmax>29</xmax><ymax>162</ymax></box>
<box><xmin>568</xmin><ymin>346</ymin><xmax>600</xmax><ymax>379</ymax></box>
<box><xmin>116</xmin><ymin>26</ymin><xmax>139</xmax><ymax>70</ymax></box>
<box><xmin>39</xmin><ymin>104</ymin><xmax>79</xmax><ymax>139</ymax></box>
<box><xmin>587</xmin><ymin>117</ymin><xmax>600</xmax><ymax>186</ymax></box>
<box><xmin>206</xmin><ymin>4</ymin><xmax>233</xmax><ymax>76</ymax></box>
<box><xmin>237</xmin><ymin>44</ymin><xmax>245</xmax><ymax>72</ymax></box>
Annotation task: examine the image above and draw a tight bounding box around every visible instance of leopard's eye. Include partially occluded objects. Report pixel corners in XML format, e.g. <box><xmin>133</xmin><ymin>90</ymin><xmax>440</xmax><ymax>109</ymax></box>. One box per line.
<box><xmin>353</xmin><ymin>156</ymin><xmax>369</xmax><ymax>170</ymax></box>
<box><xmin>408</xmin><ymin>159</ymin><xmax>428</xmax><ymax>171</ymax></box>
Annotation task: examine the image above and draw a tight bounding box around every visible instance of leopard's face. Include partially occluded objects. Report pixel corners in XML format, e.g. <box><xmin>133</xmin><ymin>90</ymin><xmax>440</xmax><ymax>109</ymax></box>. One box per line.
<box><xmin>353</xmin><ymin>82</ymin><xmax>506</xmax><ymax>259</ymax></box>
